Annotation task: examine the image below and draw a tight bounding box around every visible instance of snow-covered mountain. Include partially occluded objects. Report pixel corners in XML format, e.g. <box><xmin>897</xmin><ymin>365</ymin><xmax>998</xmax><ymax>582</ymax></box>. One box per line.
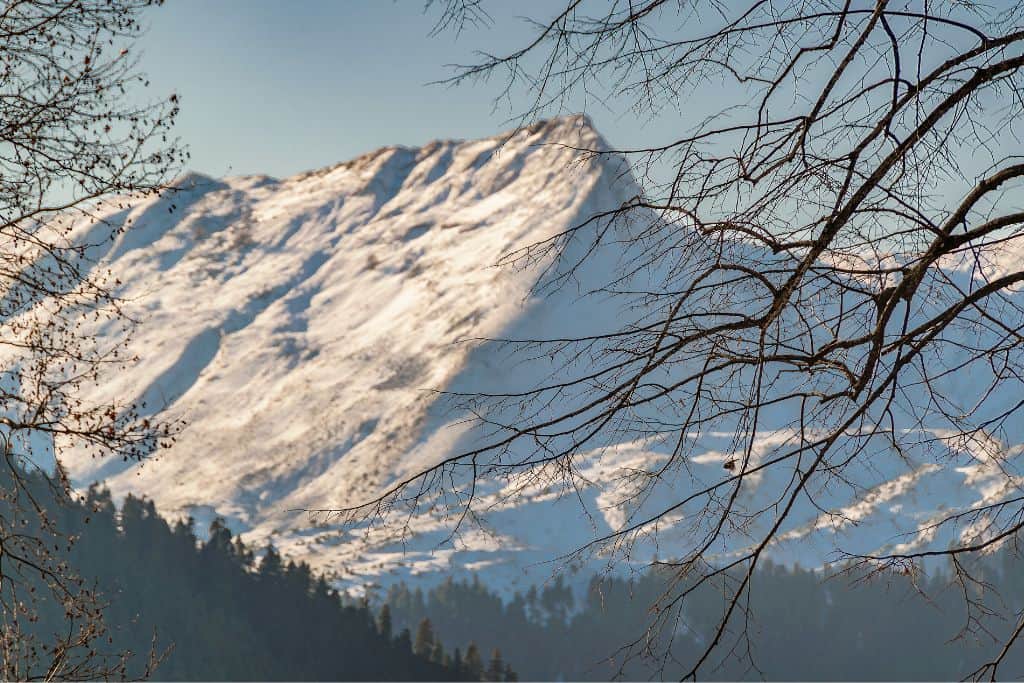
<box><xmin>58</xmin><ymin>116</ymin><xmax>1024</xmax><ymax>593</ymax></box>
<box><xmin>55</xmin><ymin>116</ymin><xmax>637</xmax><ymax>588</ymax></box>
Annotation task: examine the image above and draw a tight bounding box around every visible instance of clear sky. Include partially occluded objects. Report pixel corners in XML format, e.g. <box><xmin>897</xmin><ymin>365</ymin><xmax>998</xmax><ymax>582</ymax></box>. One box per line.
<box><xmin>139</xmin><ymin>1</ymin><xmax>1019</xmax><ymax>190</ymax></box>
<box><xmin>140</xmin><ymin>1</ymin><xmax>684</xmax><ymax>180</ymax></box>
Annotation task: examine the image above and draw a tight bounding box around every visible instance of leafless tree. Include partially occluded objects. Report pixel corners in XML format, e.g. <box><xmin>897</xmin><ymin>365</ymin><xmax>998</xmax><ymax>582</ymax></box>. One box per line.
<box><xmin>341</xmin><ymin>0</ymin><xmax>1024</xmax><ymax>679</ymax></box>
<box><xmin>0</xmin><ymin>0</ymin><xmax>182</xmax><ymax>678</ymax></box>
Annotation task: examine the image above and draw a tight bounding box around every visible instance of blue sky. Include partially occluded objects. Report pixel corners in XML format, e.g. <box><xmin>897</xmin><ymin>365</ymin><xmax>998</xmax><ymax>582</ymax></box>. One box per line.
<box><xmin>141</xmin><ymin>1</ymin><xmax>680</xmax><ymax>179</ymax></box>
<box><xmin>140</xmin><ymin>2</ymin><xmax>1019</xmax><ymax>191</ymax></box>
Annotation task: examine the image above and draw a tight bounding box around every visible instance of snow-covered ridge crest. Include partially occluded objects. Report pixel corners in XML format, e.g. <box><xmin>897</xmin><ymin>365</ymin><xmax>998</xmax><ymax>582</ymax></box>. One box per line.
<box><xmin>60</xmin><ymin>114</ymin><xmax>1024</xmax><ymax>594</ymax></box>
<box><xmin>60</xmin><ymin>115</ymin><xmax>646</xmax><ymax>585</ymax></box>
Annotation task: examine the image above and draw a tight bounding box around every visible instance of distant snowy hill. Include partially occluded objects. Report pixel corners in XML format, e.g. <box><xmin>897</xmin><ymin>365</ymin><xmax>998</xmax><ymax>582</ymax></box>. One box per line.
<box><xmin>59</xmin><ymin>116</ymin><xmax>1024</xmax><ymax>593</ymax></box>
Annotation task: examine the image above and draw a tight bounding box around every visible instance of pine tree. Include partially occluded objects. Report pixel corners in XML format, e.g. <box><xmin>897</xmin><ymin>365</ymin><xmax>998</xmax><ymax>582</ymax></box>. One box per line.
<box><xmin>452</xmin><ymin>648</ymin><xmax>463</xmax><ymax>679</ymax></box>
<box><xmin>233</xmin><ymin>536</ymin><xmax>254</xmax><ymax>567</ymax></box>
<box><xmin>396</xmin><ymin>627</ymin><xmax>413</xmax><ymax>655</ymax></box>
<box><xmin>259</xmin><ymin>545</ymin><xmax>284</xmax><ymax>579</ymax></box>
<box><xmin>464</xmin><ymin>642</ymin><xmax>483</xmax><ymax>680</ymax></box>
<box><xmin>485</xmin><ymin>648</ymin><xmax>504</xmax><ymax>682</ymax></box>
<box><xmin>414</xmin><ymin>617</ymin><xmax>435</xmax><ymax>658</ymax></box>
<box><xmin>431</xmin><ymin>639</ymin><xmax>445</xmax><ymax>665</ymax></box>
<box><xmin>377</xmin><ymin>604</ymin><xmax>393</xmax><ymax>640</ymax></box>
<box><xmin>503</xmin><ymin>663</ymin><xmax>518</xmax><ymax>682</ymax></box>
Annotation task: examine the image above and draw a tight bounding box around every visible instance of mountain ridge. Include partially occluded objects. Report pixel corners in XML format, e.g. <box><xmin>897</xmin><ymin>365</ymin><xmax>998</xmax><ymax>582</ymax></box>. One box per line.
<box><xmin>56</xmin><ymin>115</ymin><xmax>1024</xmax><ymax>595</ymax></box>
<box><xmin>62</xmin><ymin>115</ymin><xmax>648</xmax><ymax>590</ymax></box>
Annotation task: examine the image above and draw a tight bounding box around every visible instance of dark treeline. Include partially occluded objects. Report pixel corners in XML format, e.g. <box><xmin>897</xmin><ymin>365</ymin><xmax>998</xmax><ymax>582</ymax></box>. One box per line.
<box><xmin>14</xmin><ymin>457</ymin><xmax>1024</xmax><ymax>681</ymax></box>
<box><xmin>11</xmin><ymin>463</ymin><xmax>486</xmax><ymax>681</ymax></box>
<box><xmin>383</xmin><ymin>554</ymin><xmax>1024</xmax><ymax>680</ymax></box>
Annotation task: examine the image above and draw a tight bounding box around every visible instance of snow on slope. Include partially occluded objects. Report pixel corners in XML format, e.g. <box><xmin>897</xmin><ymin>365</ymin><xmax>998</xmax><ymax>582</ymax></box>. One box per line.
<box><xmin>58</xmin><ymin>116</ymin><xmax>1024</xmax><ymax>593</ymax></box>
<box><xmin>57</xmin><ymin>116</ymin><xmax>653</xmax><ymax>588</ymax></box>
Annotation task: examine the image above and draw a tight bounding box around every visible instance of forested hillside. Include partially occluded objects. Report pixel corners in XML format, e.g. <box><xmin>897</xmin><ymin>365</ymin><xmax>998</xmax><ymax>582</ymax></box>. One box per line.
<box><xmin>11</xmin><ymin>465</ymin><xmax>485</xmax><ymax>681</ymax></box>
<box><xmin>383</xmin><ymin>557</ymin><xmax>1024</xmax><ymax>680</ymax></box>
<box><xmin>16</xmin><ymin>459</ymin><xmax>1024</xmax><ymax>681</ymax></box>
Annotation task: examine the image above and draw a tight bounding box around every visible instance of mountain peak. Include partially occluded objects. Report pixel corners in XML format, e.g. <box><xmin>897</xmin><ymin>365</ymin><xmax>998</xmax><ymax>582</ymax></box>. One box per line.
<box><xmin>524</xmin><ymin>112</ymin><xmax>600</xmax><ymax>139</ymax></box>
<box><xmin>282</xmin><ymin>113</ymin><xmax>611</xmax><ymax>191</ymax></box>
<box><xmin>55</xmin><ymin>118</ymin><xmax>1017</xmax><ymax>596</ymax></box>
<box><xmin>62</xmin><ymin>118</ymin><xmax>641</xmax><ymax>592</ymax></box>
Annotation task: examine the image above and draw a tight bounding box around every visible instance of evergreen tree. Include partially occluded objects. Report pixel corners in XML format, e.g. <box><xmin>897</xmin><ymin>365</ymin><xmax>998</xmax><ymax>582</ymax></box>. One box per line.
<box><xmin>485</xmin><ymin>648</ymin><xmax>504</xmax><ymax>682</ymax></box>
<box><xmin>431</xmin><ymin>639</ymin><xmax>445</xmax><ymax>665</ymax></box>
<box><xmin>503</xmin><ymin>663</ymin><xmax>517</xmax><ymax>682</ymax></box>
<box><xmin>452</xmin><ymin>647</ymin><xmax>463</xmax><ymax>679</ymax></box>
<box><xmin>259</xmin><ymin>544</ymin><xmax>284</xmax><ymax>578</ymax></box>
<box><xmin>414</xmin><ymin>617</ymin><xmax>435</xmax><ymax>658</ymax></box>
<box><xmin>464</xmin><ymin>642</ymin><xmax>483</xmax><ymax>681</ymax></box>
<box><xmin>377</xmin><ymin>604</ymin><xmax>393</xmax><ymax>640</ymax></box>
<box><xmin>396</xmin><ymin>627</ymin><xmax>413</xmax><ymax>656</ymax></box>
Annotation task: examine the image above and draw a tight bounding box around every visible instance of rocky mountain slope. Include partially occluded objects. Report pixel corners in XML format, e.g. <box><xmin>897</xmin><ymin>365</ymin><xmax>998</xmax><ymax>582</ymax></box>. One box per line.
<box><xmin>56</xmin><ymin>116</ymin><xmax>1024</xmax><ymax>593</ymax></box>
